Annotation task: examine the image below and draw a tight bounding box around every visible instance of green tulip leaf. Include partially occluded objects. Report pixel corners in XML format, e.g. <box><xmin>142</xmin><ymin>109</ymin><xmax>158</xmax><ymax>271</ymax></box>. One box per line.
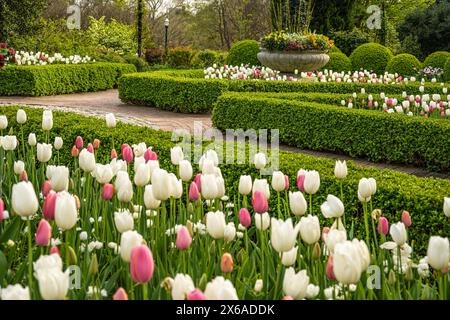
<box><xmin>0</xmin><ymin>250</ymin><xmax>7</xmax><ymax>283</ymax></box>
<box><xmin>0</xmin><ymin>217</ymin><xmax>22</xmax><ymax>244</ymax></box>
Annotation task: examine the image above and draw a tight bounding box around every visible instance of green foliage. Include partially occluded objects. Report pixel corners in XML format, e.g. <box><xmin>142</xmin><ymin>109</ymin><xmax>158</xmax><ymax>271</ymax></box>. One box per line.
<box><xmin>192</xmin><ymin>50</ymin><xmax>223</xmax><ymax>68</ymax></box>
<box><xmin>398</xmin><ymin>35</ymin><xmax>424</xmax><ymax>61</ymax></box>
<box><xmin>260</xmin><ymin>31</ymin><xmax>333</xmax><ymax>51</ymax></box>
<box><xmin>398</xmin><ymin>1</ymin><xmax>450</xmax><ymax>59</ymax></box>
<box><xmin>1</xmin><ymin>105</ymin><xmax>449</xmax><ymax>253</ymax></box>
<box><xmin>323</xmin><ymin>52</ymin><xmax>352</xmax><ymax>72</ymax></box>
<box><xmin>212</xmin><ymin>92</ymin><xmax>450</xmax><ymax>172</ymax></box>
<box><xmin>330</xmin><ymin>46</ymin><xmax>342</xmax><ymax>54</ymax></box>
<box><xmin>87</xmin><ymin>17</ymin><xmax>137</xmax><ymax>55</ymax></box>
<box><xmin>145</xmin><ymin>48</ymin><xmax>164</xmax><ymax>65</ymax></box>
<box><xmin>423</xmin><ymin>51</ymin><xmax>450</xmax><ymax>69</ymax></box>
<box><xmin>329</xmin><ymin>28</ymin><xmax>369</xmax><ymax>56</ymax></box>
<box><xmin>226</xmin><ymin>40</ymin><xmax>261</xmax><ymax>67</ymax></box>
<box><xmin>445</xmin><ymin>58</ymin><xmax>450</xmax><ymax>82</ymax></box>
<box><xmin>350</xmin><ymin>43</ymin><xmax>393</xmax><ymax>74</ymax></box>
<box><xmin>118</xmin><ymin>71</ymin><xmax>226</xmax><ymax>113</ymax></box>
<box><xmin>166</xmin><ymin>47</ymin><xmax>196</xmax><ymax>68</ymax></box>
<box><xmin>0</xmin><ymin>63</ymin><xmax>136</xmax><ymax>96</ymax></box>
<box><xmin>386</xmin><ymin>54</ymin><xmax>422</xmax><ymax>77</ymax></box>
<box><xmin>122</xmin><ymin>54</ymin><xmax>150</xmax><ymax>72</ymax></box>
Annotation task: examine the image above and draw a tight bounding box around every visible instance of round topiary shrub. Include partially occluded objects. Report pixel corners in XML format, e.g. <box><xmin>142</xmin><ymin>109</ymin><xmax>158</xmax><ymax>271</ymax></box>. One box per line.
<box><xmin>423</xmin><ymin>51</ymin><xmax>450</xmax><ymax>69</ymax></box>
<box><xmin>323</xmin><ymin>52</ymin><xmax>352</xmax><ymax>72</ymax></box>
<box><xmin>330</xmin><ymin>46</ymin><xmax>343</xmax><ymax>54</ymax></box>
<box><xmin>192</xmin><ymin>49</ymin><xmax>220</xmax><ymax>68</ymax></box>
<box><xmin>444</xmin><ymin>58</ymin><xmax>450</xmax><ymax>82</ymax></box>
<box><xmin>385</xmin><ymin>53</ymin><xmax>422</xmax><ymax>77</ymax></box>
<box><xmin>226</xmin><ymin>40</ymin><xmax>260</xmax><ymax>67</ymax></box>
<box><xmin>349</xmin><ymin>42</ymin><xmax>393</xmax><ymax>75</ymax></box>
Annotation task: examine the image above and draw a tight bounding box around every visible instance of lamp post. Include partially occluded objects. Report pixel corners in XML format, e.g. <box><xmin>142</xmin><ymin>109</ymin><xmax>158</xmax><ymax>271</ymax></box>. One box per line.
<box><xmin>164</xmin><ymin>17</ymin><xmax>169</xmax><ymax>56</ymax></box>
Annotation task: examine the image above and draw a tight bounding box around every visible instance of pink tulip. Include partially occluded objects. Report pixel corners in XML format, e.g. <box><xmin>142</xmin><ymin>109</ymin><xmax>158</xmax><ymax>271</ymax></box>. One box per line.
<box><xmin>71</xmin><ymin>145</ymin><xmax>79</xmax><ymax>157</ymax></box>
<box><xmin>87</xmin><ymin>143</ymin><xmax>94</xmax><ymax>153</ymax></box>
<box><xmin>42</xmin><ymin>191</ymin><xmax>57</xmax><ymax>220</ymax></box>
<box><xmin>130</xmin><ymin>245</ymin><xmax>154</xmax><ymax>284</ymax></box>
<box><xmin>193</xmin><ymin>174</ymin><xmax>202</xmax><ymax>193</ymax></box>
<box><xmin>20</xmin><ymin>170</ymin><xmax>28</xmax><ymax>182</ymax></box>
<box><xmin>188</xmin><ymin>182</ymin><xmax>200</xmax><ymax>201</ymax></box>
<box><xmin>187</xmin><ymin>289</ymin><xmax>206</xmax><ymax>300</ymax></box>
<box><xmin>102</xmin><ymin>183</ymin><xmax>114</xmax><ymax>200</ymax></box>
<box><xmin>36</xmin><ymin>219</ymin><xmax>52</xmax><ymax>246</ymax></box>
<box><xmin>122</xmin><ymin>145</ymin><xmax>134</xmax><ymax>163</ymax></box>
<box><xmin>50</xmin><ymin>246</ymin><xmax>60</xmax><ymax>256</ymax></box>
<box><xmin>111</xmin><ymin>149</ymin><xmax>118</xmax><ymax>159</ymax></box>
<box><xmin>387</xmin><ymin>98</ymin><xmax>393</xmax><ymax>106</ymax></box>
<box><xmin>0</xmin><ymin>198</ymin><xmax>4</xmax><ymax>222</ymax></box>
<box><xmin>252</xmin><ymin>191</ymin><xmax>268</xmax><ymax>214</ymax></box>
<box><xmin>144</xmin><ymin>148</ymin><xmax>158</xmax><ymax>162</ymax></box>
<box><xmin>175</xmin><ymin>226</ymin><xmax>192</xmax><ymax>250</ymax></box>
<box><xmin>75</xmin><ymin>136</ymin><xmax>83</xmax><ymax>150</ymax></box>
<box><xmin>93</xmin><ymin>139</ymin><xmax>100</xmax><ymax>150</ymax></box>
<box><xmin>284</xmin><ymin>175</ymin><xmax>289</xmax><ymax>190</ymax></box>
<box><xmin>238</xmin><ymin>208</ymin><xmax>251</xmax><ymax>227</ymax></box>
<box><xmin>282</xmin><ymin>296</ymin><xmax>294</xmax><ymax>300</ymax></box>
<box><xmin>326</xmin><ymin>256</ymin><xmax>335</xmax><ymax>280</ymax></box>
<box><xmin>297</xmin><ymin>174</ymin><xmax>305</xmax><ymax>192</ymax></box>
<box><xmin>401</xmin><ymin>211</ymin><xmax>412</xmax><ymax>228</ymax></box>
<box><xmin>41</xmin><ymin>180</ymin><xmax>52</xmax><ymax>197</ymax></box>
<box><xmin>377</xmin><ymin>216</ymin><xmax>389</xmax><ymax>235</ymax></box>
<box><xmin>321</xmin><ymin>226</ymin><xmax>330</xmax><ymax>242</ymax></box>
<box><xmin>368</xmin><ymin>101</ymin><xmax>373</xmax><ymax>108</ymax></box>
<box><xmin>121</xmin><ymin>143</ymin><xmax>130</xmax><ymax>155</ymax></box>
<box><xmin>113</xmin><ymin>288</ymin><xmax>129</xmax><ymax>300</ymax></box>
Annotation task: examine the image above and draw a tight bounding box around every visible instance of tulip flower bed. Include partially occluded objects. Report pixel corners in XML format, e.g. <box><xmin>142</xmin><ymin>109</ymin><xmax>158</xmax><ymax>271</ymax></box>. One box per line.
<box><xmin>212</xmin><ymin>92</ymin><xmax>450</xmax><ymax>172</ymax></box>
<box><xmin>0</xmin><ymin>63</ymin><xmax>136</xmax><ymax>96</ymax></box>
<box><xmin>118</xmin><ymin>69</ymin><xmax>447</xmax><ymax>114</ymax></box>
<box><xmin>0</xmin><ymin>106</ymin><xmax>450</xmax><ymax>300</ymax></box>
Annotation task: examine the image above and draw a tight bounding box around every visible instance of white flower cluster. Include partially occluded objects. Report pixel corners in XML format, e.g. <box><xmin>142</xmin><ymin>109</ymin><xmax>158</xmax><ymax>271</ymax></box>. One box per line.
<box><xmin>204</xmin><ymin>64</ymin><xmax>281</xmax><ymax>81</ymax></box>
<box><xmin>11</xmin><ymin>51</ymin><xmax>93</xmax><ymax>66</ymax></box>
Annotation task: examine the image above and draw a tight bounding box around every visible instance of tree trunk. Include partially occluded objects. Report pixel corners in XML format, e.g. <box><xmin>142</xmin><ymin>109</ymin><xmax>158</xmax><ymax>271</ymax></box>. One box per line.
<box><xmin>137</xmin><ymin>0</ymin><xmax>143</xmax><ymax>57</ymax></box>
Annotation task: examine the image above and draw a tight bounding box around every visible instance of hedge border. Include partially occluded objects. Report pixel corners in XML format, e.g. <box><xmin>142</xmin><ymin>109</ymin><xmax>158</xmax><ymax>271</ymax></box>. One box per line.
<box><xmin>212</xmin><ymin>92</ymin><xmax>450</xmax><ymax>172</ymax></box>
<box><xmin>0</xmin><ymin>63</ymin><xmax>136</xmax><ymax>96</ymax></box>
<box><xmin>0</xmin><ymin>105</ymin><xmax>449</xmax><ymax>253</ymax></box>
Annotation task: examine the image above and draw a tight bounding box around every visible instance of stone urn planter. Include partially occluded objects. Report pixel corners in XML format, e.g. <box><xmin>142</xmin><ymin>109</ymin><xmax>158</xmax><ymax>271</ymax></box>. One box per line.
<box><xmin>257</xmin><ymin>49</ymin><xmax>330</xmax><ymax>73</ymax></box>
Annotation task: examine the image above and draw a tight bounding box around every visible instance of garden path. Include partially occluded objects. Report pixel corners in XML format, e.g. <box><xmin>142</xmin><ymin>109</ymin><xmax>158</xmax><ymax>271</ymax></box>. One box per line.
<box><xmin>0</xmin><ymin>89</ymin><xmax>448</xmax><ymax>180</ymax></box>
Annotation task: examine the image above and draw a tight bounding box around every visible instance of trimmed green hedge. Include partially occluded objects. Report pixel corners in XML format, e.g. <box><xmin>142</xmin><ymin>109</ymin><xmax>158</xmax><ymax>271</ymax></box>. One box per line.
<box><xmin>350</xmin><ymin>43</ymin><xmax>393</xmax><ymax>74</ymax></box>
<box><xmin>226</xmin><ymin>40</ymin><xmax>260</xmax><ymax>67</ymax></box>
<box><xmin>0</xmin><ymin>63</ymin><xmax>136</xmax><ymax>96</ymax></box>
<box><xmin>212</xmin><ymin>92</ymin><xmax>450</xmax><ymax>172</ymax></box>
<box><xmin>118</xmin><ymin>69</ymin><xmax>447</xmax><ymax>113</ymax></box>
<box><xmin>1</xmin><ymin>105</ymin><xmax>449</xmax><ymax>253</ymax></box>
<box><xmin>423</xmin><ymin>51</ymin><xmax>450</xmax><ymax>69</ymax></box>
<box><xmin>386</xmin><ymin>54</ymin><xmax>422</xmax><ymax>77</ymax></box>
<box><xmin>444</xmin><ymin>58</ymin><xmax>450</xmax><ymax>82</ymax></box>
<box><xmin>323</xmin><ymin>52</ymin><xmax>352</xmax><ymax>72</ymax></box>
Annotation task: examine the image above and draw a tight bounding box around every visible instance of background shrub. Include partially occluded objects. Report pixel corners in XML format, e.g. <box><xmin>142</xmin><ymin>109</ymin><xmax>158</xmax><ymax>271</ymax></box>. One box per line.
<box><xmin>330</xmin><ymin>46</ymin><xmax>342</xmax><ymax>54</ymax></box>
<box><xmin>0</xmin><ymin>63</ymin><xmax>136</xmax><ymax>96</ymax></box>
<box><xmin>145</xmin><ymin>47</ymin><xmax>164</xmax><ymax>65</ymax></box>
<box><xmin>122</xmin><ymin>54</ymin><xmax>150</xmax><ymax>72</ymax></box>
<box><xmin>226</xmin><ymin>40</ymin><xmax>260</xmax><ymax>67</ymax></box>
<box><xmin>385</xmin><ymin>53</ymin><xmax>422</xmax><ymax>77</ymax></box>
<box><xmin>423</xmin><ymin>51</ymin><xmax>450</xmax><ymax>69</ymax></box>
<box><xmin>192</xmin><ymin>49</ymin><xmax>221</xmax><ymax>68</ymax></box>
<box><xmin>444</xmin><ymin>58</ymin><xmax>450</xmax><ymax>82</ymax></box>
<box><xmin>166</xmin><ymin>47</ymin><xmax>196</xmax><ymax>68</ymax></box>
<box><xmin>323</xmin><ymin>52</ymin><xmax>352</xmax><ymax>72</ymax></box>
<box><xmin>329</xmin><ymin>28</ymin><xmax>369</xmax><ymax>56</ymax></box>
<box><xmin>350</xmin><ymin>42</ymin><xmax>393</xmax><ymax>75</ymax></box>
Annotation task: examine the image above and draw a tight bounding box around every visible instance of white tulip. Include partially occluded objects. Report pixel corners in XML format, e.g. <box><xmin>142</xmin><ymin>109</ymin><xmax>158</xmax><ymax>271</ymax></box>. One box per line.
<box><xmin>333</xmin><ymin>241</ymin><xmax>363</xmax><ymax>285</ymax></box>
<box><xmin>224</xmin><ymin>222</ymin><xmax>236</xmax><ymax>242</ymax></box>
<box><xmin>35</xmin><ymin>269</ymin><xmax>69</xmax><ymax>300</ymax></box>
<box><xmin>201</xmin><ymin>174</ymin><xmax>218</xmax><ymax>200</ymax></box>
<box><xmin>144</xmin><ymin>185</ymin><xmax>161</xmax><ymax>209</ymax></box>
<box><xmin>390</xmin><ymin>222</ymin><xmax>407</xmax><ymax>246</ymax></box>
<box><xmin>427</xmin><ymin>236</ymin><xmax>449</xmax><ymax>271</ymax></box>
<box><xmin>37</xmin><ymin>143</ymin><xmax>52</xmax><ymax>163</ymax></box>
<box><xmin>134</xmin><ymin>163</ymin><xmax>151</xmax><ymax>187</ymax></box>
<box><xmin>105</xmin><ymin>113</ymin><xmax>116</xmax><ymax>128</ymax></box>
<box><xmin>321</xmin><ymin>194</ymin><xmax>344</xmax><ymax>218</ymax></box>
<box><xmin>0</xmin><ymin>115</ymin><xmax>7</xmax><ymax>129</ymax></box>
<box><xmin>170</xmin><ymin>146</ymin><xmax>184</xmax><ymax>165</ymax></box>
<box><xmin>28</xmin><ymin>133</ymin><xmax>37</xmax><ymax>146</ymax></box>
<box><xmin>238</xmin><ymin>175</ymin><xmax>252</xmax><ymax>195</ymax></box>
<box><xmin>306</xmin><ymin>284</ymin><xmax>320</xmax><ymax>299</ymax></box>
<box><xmin>443</xmin><ymin>197</ymin><xmax>450</xmax><ymax>218</ymax></box>
<box><xmin>55</xmin><ymin>191</ymin><xmax>78</xmax><ymax>230</ymax></box>
<box><xmin>42</xmin><ymin>110</ymin><xmax>53</xmax><ymax>131</ymax></box>
<box><xmin>147</xmin><ymin>160</ymin><xmax>160</xmax><ymax>181</ymax></box>
<box><xmin>50</xmin><ymin>166</ymin><xmax>69</xmax><ymax>192</ymax></box>
<box><xmin>94</xmin><ymin>164</ymin><xmax>113</xmax><ymax>184</ymax></box>
<box><xmin>252</xmin><ymin>178</ymin><xmax>270</xmax><ymax>199</ymax></box>
<box><xmin>171</xmin><ymin>274</ymin><xmax>195</xmax><ymax>300</ymax></box>
<box><xmin>368</xmin><ymin>177</ymin><xmax>377</xmax><ymax>195</ymax></box>
<box><xmin>271</xmin><ymin>171</ymin><xmax>285</xmax><ymax>192</ymax></box>
<box><xmin>200</xmin><ymin>158</ymin><xmax>215</xmax><ymax>175</ymax></box>
<box><xmin>281</xmin><ymin>246</ymin><xmax>298</xmax><ymax>267</ymax></box>
<box><xmin>255</xmin><ymin>212</ymin><xmax>270</xmax><ymax>231</ymax></box>
<box><xmin>151</xmin><ymin>169</ymin><xmax>171</xmax><ymax>201</ymax></box>
<box><xmin>358</xmin><ymin>178</ymin><xmax>372</xmax><ymax>202</ymax></box>
<box><xmin>206</xmin><ymin>211</ymin><xmax>226</xmax><ymax>239</ymax></box>
<box><xmin>2</xmin><ymin>135</ymin><xmax>17</xmax><ymax>150</ymax></box>
<box><xmin>179</xmin><ymin>160</ymin><xmax>193</xmax><ymax>182</ymax></box>
<box><xmin>16</xmin><ymin>109</ymin><xmax>27</xmax><ymax>124</ymax></box>
<box><xmin>133</xmin><ymin>143</ymin><xmax>147</xmax><ymax>157</ymax></box>
<box><xmin>33</xmin><ymin>253</ymin><xmax>63</xmax><ymax>273</ymax></box>
<box><xmin>79</xmin><ymin>149</ymin><xmax>96</xmax><ymax>172</ymax></box>
<box><xmin>254</xmin><ymin>279</ymin><xmax>263</xmax><ymax>293</ymax></box>
<box><xmin>334</xmin><ymin>160</ymin><xmax>347</xmax><ymax>179</ymax></box>
<box><xmin>0</xmin><ymin>284</ymin><xmax>30</xmax><ymax>300</ymax></box>
<box><xmin>12</xmin><ymin>181</ymin><xmax>39</xmax><ymax>217</ymax></box>
<box><xmin>304</xmin><ymin>170</ymin><xmax>320</xmax><ymax>194</ymax></box>
<box><xmin>14</xmin><ymin>160</ymin><xmax>25</xmax><ymax>175</ymax></box>
<box><xmin>324</xmin><ymin>229</ymin><xmax>347</xmax><ymax>253</ymax></box>
<box><xmin>283</xmin><ymin>268</ymin><xmax>309</xmax><ymax>300</ymax></box>
<box><xmin>204</xmin><ymin>276</ymin><xmax>238</xmax><ymax>300</ymax></box>
<box><xmin>270</xmin><ymin>218</ymin><xmax>298</xmax><ymax>253</ymax></box>
<box><xmin>169</xmin><ymin>173</ymin><xmax>183</xmax><ymax>199</ymax></box>
<box><xmin>352</xmin><ymin>239</ymin><xmax>371</xmax><ymax>271</ymax></box>
<box><xmin>289</xmin><ymin>191</ymin><xmax>307</xmax><ymax>216</ymax></box>
<box><xmin>114</xmin><ymin>210</ymin><xmax>134</xmax><ymax>233</ymax></box>
<box><xmin>133</xmin><ymin>156</ymin><xmax>145</xmax><ymax>173</ymax></box>
<box><xmin>215</xmin><ymin>176</ymin><xmax>225</xmax><ymax>199</ymax></box>
<box><xmin>116</xmin><ymin>176</ymin><xmax>133</xmax><ymax>203</ymax></box>
<box><xmin>53</xmin><ymin>137</ymin><xmax>63</xmax><ymax>150</ymax></box>
<box><xmin>299</xmin><ymin>215</ymin><xmax>321</xmax><ymax>244</ymax></box>
<box><xmin>119</xmin><ymin>230</ymin><xmax>143</xmax><ymax>262</ymax></box>
<box><xmin>254</xmin><ymin>152</ymin><xmax>266</xmax><ymax>170</ymax></box>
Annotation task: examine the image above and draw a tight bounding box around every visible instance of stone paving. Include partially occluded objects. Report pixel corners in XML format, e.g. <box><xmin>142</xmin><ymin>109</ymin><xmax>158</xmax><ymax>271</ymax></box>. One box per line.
<box><xmin>1</xmin><ymin>89</ymin><xmax>448</xmax><ymax>180</ymax></box>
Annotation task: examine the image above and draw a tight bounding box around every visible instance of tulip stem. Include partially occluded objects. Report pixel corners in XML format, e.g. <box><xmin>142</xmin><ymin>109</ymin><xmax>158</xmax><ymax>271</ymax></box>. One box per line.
<box><xmin>277</xmin><ymin>192</ymin><xmax>281</xmax><ymax>219</ymax></box>
<box><xmin>309</xmin><ymin>193</ymin><xmax>312</xmax><ymax>216</ymax></box>
<box><xmin>340</xmin><ymin>181</ymin><xmax>345</xmax><ymax>226</ymax></box>
<box><xmin>142</xmin><ymin>283</ymin><xmax>148</xmax><ymax>300</ymax></box>
<box><xmin>27</xmin><ymin>219</ymin><xmax>33</xmax><ymax>296</ymax></box>
<box><xmin>363</xmin><ymin>202</ymin><xmax>370</xmax><ymax>253</ymax></box>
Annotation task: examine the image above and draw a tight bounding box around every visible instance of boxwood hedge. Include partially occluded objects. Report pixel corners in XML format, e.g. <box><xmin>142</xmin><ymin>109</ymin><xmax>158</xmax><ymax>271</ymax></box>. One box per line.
<box><xmin>212</xmin><ymin>92</ymin><xmax>450</xmax><ymax>172</ymax></box>
<box><xmin>0</xmin><ymin>105</ymin><xmax>449</xmax><ymax>253</ymax></box>
<box><xmin>0</xmin><ymin>63</ymin><xmax>136</xmax><ymax>96</ymax></box>
<box><xmin>118</xmin><ymin>69</ymin><xmax>447</xmax><ymax>113</ymax></box>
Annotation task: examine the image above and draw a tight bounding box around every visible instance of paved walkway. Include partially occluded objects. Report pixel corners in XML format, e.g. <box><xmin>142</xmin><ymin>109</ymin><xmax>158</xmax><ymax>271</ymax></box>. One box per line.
<box><xmin>1</xmin><ymin>89</ymin><xmax>448</xmax><ymax>179</ymax></box>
